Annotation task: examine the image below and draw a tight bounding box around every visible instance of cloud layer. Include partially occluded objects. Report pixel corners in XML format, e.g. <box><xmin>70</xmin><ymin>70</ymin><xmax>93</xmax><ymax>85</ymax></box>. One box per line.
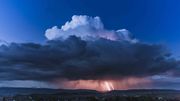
<box><xmin>45</xmin><ymin>15</ymin><xmax>137</xmax><ymax>43</ymax></box>
<box><xmin>0</xmin><ymin>15</ymin><xmax>179</xmax><ymax>89</ymax></box>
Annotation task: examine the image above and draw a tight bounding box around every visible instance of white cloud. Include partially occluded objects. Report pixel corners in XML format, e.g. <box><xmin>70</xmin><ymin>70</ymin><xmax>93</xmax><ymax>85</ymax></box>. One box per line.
<box><xmin>45</xmin><ymin>15</ymin><xmax>137</xmax><ymax>43</ymax></box>
<box><xmin>61</xmin><ymin>15</ymin><xmax>103</xmax><ymax>31</ymax></box>
<box><xmin>0</xmin><ymin>40</ymin><xmax>9</xmax><ymax>46</ymax></box>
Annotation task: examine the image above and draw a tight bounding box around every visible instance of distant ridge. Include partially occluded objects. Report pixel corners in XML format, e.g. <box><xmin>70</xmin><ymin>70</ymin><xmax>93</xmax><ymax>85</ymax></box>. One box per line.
<box><xmin>0</xmin><ymin>87</ymin><xmax>98</xmax><ymax>96</ymax></box>
<box><xmin>0</xmin><ymin>87</ymin><xmax>180</xmax><ymax>97</ymax></box>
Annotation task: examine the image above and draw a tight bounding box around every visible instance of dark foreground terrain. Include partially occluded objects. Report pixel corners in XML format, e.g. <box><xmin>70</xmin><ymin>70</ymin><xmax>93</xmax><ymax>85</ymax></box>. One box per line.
<box><xmin>0</xmin><ymin>88</ymin><xmax>180</xmax><ymax>101</ymax></box>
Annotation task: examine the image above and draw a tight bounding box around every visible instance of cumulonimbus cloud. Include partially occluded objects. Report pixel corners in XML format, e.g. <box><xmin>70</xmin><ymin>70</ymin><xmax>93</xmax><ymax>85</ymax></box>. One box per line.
<box><xmin>45</xmin><ymin>15</ymin><xmax>138</xmax><ymax>43</ymax></box>
<box><xmin>0</xmin><ymin>15</ymin><xmax>179</xmax><ymax>83</ymax></box>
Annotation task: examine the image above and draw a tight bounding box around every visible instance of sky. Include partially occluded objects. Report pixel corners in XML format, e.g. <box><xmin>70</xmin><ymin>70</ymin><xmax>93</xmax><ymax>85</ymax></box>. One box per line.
<box><xmin>0</xmin><ymin>0</ymin><xmax>180</xmax><ymax>91</ymax></box>
<box><xmin>0</xmin><ymin>0</ymin><xmax>180</xmax><ymax>57</ymax></box>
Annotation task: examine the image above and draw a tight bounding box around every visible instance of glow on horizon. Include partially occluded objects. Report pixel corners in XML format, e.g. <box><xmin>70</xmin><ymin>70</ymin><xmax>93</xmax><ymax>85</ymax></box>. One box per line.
<box><xmin>54</xmin><ymin>77</ymin><xmax>151</xmax><ymax>91</ymax></box>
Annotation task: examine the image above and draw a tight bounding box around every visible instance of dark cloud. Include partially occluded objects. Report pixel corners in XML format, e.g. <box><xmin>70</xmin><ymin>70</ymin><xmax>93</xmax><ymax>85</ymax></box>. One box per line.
<box><xmin>0</xmin><ymin>36</ymin><xmax>179</xmax><ymax>81</ymax></box>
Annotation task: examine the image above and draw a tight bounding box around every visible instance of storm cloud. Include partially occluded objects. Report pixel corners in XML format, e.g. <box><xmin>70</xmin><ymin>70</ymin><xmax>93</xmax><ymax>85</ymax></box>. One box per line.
<box><xmin>45</xmin><ymin>15</ymin><xmax>137</xmax><ymax>43</ymax></box>
<box><xmin>0</xmin><ymin>15</ymin><xmax>179</xmax><ymax>82</ymax></box>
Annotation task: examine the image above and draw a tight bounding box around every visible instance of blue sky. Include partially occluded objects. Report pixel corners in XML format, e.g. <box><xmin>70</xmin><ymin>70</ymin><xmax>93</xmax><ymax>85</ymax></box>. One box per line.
<box><xmin>0</xmin><ymin>0</ymin><xmax>180</xmax><ymax>57</ymax></box>
<box><xmin>0</xmin><ymin>0</ymin><xmax>180</xmax><ymax>90</ymax></box>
